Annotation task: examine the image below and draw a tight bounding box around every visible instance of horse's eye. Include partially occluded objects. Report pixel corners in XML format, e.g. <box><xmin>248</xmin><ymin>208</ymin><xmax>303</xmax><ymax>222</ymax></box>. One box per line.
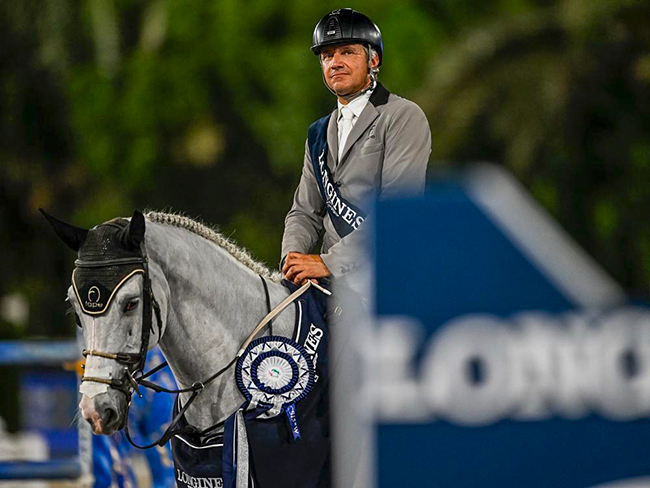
<box><xmin>124</xmin><ymin>299</ymin><xmax>139</xmax><ymax>313</ymax></box>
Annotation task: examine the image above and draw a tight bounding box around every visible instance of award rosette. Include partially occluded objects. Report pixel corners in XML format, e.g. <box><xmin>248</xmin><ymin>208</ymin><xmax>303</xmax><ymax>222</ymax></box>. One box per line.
<box><xmin>236</xmin><ymin>336</ymin><xmax>315</xmax><ymax>440</ymax></box>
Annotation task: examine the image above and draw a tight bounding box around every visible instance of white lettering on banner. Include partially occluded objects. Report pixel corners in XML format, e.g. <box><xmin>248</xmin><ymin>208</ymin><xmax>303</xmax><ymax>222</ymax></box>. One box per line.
<box><xmin>364</xmin><ymin>308</ymin><xmax>650</xmax><ymax>426</ymax></box>
<box><xmin>318</xmin><ymin>151</ymin><xmax>364</xmax><ymax>230</ymax></box>
<box><xmin>304</xmin><ymin>324</ymin><xmax>324</xmax><ymax>382</ymax></box>
<box><xmin>176</xmin><ymin>469</ymin><xmax>223</xmax><ymax>487</ymax></box>
<box><xmin>343</xmin><ymin>207</ymin><xmax>356</xmax><ymax>224</ymax></box>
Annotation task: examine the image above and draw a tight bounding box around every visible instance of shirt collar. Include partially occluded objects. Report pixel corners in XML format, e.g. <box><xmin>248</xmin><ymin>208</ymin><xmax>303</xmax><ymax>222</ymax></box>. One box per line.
<box><xmin>337</xmin><ymin>88</ymin><xmax>373</xmax><ymax>120</ymax></box>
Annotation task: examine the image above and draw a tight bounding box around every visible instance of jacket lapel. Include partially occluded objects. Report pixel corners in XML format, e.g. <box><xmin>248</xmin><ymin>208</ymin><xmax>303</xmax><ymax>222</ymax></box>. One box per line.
<box><xmin>368</xmin><ymin>82</ymin><xmax>390</xmax><ymax>107</ymax></box>
<box><xmin>339</xmin><ymin>103</ymin><xmax>379</xmax><ymax>166</ymax></box>
<box><xmin>327</xmin><ymin>109</ymin><xmax>339</xmax><ymax>168</ymax></box>
<box><xmin>338</xmin><ymin>83</ymin><xmax>390</xmax><ymax>167</ymax></box>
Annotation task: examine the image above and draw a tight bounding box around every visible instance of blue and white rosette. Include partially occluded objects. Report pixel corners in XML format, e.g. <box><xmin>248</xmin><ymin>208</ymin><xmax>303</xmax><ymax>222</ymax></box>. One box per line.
<box><xmin>236</xmin><ymin>336</ymin><xmax>315</xmax><ymax>440</ymax></box>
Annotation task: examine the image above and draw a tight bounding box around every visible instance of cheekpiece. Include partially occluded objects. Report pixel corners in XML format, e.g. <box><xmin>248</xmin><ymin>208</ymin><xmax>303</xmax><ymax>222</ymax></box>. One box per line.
<box><xmin>72</xmin><ymin>219</ymin><xmax>144</xmax><ymax>315</ymax></box>
<box><xmin>236</xmin><ymin>335</ymin><xmax>315</xmax><ymax>440</ymax></box>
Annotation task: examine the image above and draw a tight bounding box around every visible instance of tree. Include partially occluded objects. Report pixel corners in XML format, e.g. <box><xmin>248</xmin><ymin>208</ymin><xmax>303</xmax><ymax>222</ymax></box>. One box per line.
<box><xmin>419</xmin><ymin>0</ymin><xmax>650</xmax><ymax>295</ymax></box>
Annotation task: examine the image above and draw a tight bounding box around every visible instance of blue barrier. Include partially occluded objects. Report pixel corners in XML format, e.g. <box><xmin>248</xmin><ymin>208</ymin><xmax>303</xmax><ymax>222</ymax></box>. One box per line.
<box><xmin>0</xmin><ymin>460</ymin><xmax>81</xmax><ymax>480</ymax></box>
<box><xmin>0</xmin><ymin>340</ymin><xmax>78</xmax><ymax>365</ymax></box>
<box><xmin>0</xmin><ymin>339</ymin><xmax>90</xmax><ymax>481</ymax></box>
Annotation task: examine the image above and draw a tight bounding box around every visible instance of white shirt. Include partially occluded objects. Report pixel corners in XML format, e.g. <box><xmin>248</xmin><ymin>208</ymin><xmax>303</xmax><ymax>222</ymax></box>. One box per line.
<box><xmin>337</xmin><ymin>89</ymin><xmax>372</xmax><ymax>160</ymax></box>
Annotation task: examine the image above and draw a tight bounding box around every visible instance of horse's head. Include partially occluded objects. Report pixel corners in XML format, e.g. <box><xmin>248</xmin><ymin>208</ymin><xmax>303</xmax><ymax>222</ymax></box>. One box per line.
<box><xmin>42</xmin><ymin>210</ymin><xmax>167</xmax><ymax>435</ymax></box>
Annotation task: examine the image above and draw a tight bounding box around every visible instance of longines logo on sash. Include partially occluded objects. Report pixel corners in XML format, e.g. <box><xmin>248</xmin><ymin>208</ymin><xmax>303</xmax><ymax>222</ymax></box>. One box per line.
<box><xmin>308</xmin><ymin>113</ymin><xmax>367</xmax><ymax>238</ymax></box>
<box><xmin>304</xmin><ymin>323</ymin><xmax>324</xmax><ymax>383</ymax></box>
<box><xmin>176</xmin><ymin>469</ymin><xmax>223</xmax><ymax>488</ymax></box>
<box><xmin>317</xmin><ymin>150</ymin><xmax>365</xmax><ymax>232</ymax></box>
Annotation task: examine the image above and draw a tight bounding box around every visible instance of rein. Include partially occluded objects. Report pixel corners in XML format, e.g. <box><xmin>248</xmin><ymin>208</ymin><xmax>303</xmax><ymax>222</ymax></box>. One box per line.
<box><xmin>78</xmin><ymin>242</ymin><xmax>323</xmax><ymax>449</ymax></box>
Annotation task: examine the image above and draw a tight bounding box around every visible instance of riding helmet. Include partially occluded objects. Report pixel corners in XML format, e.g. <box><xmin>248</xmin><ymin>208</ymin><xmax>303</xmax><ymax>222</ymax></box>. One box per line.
<box><xmin>311</xmin><ymin>9</ymin><xmax>383</xmax><ymax>67</ymax></box>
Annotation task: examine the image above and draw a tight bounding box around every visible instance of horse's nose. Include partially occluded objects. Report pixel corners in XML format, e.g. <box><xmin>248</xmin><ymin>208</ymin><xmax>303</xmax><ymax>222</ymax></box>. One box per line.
<box><xmin>94</xmin><ymin>396</ymin><xmax>125</xmax><ymax>434</ymax></box>
<box><xmin>102</xmin><ymin>404</ymin><xmax>119</xmax><ymax>430</ymax></box>
<box><xmin>79</xmin><ymin>394</ymin><xmax>103</xmax><ymax>433</ymax></box>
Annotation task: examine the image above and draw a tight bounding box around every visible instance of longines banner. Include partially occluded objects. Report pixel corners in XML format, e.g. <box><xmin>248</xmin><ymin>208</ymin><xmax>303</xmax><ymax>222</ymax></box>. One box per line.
<box><xmin>332</xmin><ymin>164</ymin><xmax>650</xmax><ymax>488</ymax></box>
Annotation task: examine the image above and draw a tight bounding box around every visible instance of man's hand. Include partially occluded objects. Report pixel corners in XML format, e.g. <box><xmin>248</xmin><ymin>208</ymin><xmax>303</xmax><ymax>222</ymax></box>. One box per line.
<box><xmin>282</xmin><ymin>252</ymin><xmax>331</xmax><ymax>285</ymax></box>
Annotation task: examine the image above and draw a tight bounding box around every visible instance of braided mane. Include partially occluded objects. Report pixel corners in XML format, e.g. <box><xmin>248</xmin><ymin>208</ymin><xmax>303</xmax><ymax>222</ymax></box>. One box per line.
<box><xmin>145</xmin><ymin>211</ymin><xmax>281</xmax><ymax>283</ymax></box>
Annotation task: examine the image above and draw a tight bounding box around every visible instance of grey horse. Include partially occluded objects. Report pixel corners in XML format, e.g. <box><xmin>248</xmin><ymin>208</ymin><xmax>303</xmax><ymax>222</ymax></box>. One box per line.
<box><xmin>43</xmin><ymin>209</ymin><xmax>330</xmax><ymax>486</ymax></box>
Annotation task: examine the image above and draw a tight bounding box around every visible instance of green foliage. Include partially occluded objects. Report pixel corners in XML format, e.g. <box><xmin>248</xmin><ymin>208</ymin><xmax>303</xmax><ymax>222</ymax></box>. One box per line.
<box><xmin>421</xmin><ymin>0</ymin><xmax>650</xmax><ymax>293</ymax></box>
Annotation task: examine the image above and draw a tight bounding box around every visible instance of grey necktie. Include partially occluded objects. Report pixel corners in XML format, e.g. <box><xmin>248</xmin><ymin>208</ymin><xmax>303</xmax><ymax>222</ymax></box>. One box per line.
<box><xmin>338</xmin><ymin>106</ymin><xmax>354</xmax><ymax>160</ymax></box>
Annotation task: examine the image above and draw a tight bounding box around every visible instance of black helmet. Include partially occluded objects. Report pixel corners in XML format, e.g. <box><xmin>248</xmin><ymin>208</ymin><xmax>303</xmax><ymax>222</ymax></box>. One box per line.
<box><xmin>311</xmin><ymin>9</ymin><xmax>383</xmax><ymax>67</ymax></box>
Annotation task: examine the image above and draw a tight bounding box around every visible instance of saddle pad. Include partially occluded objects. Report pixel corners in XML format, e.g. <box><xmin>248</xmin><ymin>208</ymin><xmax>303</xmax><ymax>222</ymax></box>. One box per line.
<box><xmin>171</xmin><ymin>280</ymin><xmax>331</xmax><ymax>488</ymax></box>
<box><xmin>171</xmin><ymin>428</ymin><xmax>225</xmax><ymax>487</ymax></box>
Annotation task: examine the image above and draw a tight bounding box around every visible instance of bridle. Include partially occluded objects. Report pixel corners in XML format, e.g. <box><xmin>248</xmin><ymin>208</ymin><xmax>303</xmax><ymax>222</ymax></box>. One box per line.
<box><xmin>77</xmin><ymin>240</ymin><xmax>320</xmax><ymax>449</ymax></box>
<box><xmin>79</xmin><ymin>245</ymin><xmax>162</xmax><ymax>399</ymax></box>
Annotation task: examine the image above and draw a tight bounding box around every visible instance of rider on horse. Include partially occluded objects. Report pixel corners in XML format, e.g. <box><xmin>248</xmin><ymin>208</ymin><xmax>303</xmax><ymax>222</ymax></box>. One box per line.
<box><xmin>281</xmin><ymin>8</ymin><xmax>432</xmax><ymax>284</ymax></box>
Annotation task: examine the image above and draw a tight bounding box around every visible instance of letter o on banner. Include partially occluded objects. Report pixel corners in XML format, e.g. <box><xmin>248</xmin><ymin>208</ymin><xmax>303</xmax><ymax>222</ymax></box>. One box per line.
<box><xmin>421</xmin><ymin>315</ymin><xmax>514</xmax><ymax>426</ymax></box>
<box><xmin>595</xmin><ymin>308</ymin><xmax>650</xmax><ymax>420</ymax></box>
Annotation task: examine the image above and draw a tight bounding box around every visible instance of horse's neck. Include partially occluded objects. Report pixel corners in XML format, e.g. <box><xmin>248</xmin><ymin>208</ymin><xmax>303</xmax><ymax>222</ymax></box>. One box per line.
<box><xmin>146</xmin><ymin>222</ymin><xmax>294</xmax><ymax>430</ymax></box>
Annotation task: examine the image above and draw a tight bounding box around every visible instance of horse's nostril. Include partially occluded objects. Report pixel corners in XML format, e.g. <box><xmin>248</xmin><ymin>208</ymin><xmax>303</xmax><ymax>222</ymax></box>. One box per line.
<box><xmin>103</xmin><ymin>406</ymin><xmax>118</xmax><ymax>428</ymax></box>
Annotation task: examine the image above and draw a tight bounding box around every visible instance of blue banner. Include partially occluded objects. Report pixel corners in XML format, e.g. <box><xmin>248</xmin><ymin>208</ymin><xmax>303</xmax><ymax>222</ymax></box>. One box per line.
<box><xmin>335</xmin><ymin>165</ymin><xmax>650</xmax><ymax>488</ymax></box>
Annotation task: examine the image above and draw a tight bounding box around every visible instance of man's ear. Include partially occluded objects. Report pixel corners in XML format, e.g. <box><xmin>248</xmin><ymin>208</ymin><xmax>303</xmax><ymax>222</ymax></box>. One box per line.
<box><xmin>371</xmin><ymin>51</ymin><xmax>379</xmax><ymax>68</ymax></box>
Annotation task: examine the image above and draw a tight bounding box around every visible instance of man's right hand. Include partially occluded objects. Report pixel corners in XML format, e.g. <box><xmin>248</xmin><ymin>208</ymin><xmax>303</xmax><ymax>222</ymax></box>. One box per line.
<box><xmin>282</xmin><ymin>252</ymin><xmax>331</xmax><ymax>285</ymax></box>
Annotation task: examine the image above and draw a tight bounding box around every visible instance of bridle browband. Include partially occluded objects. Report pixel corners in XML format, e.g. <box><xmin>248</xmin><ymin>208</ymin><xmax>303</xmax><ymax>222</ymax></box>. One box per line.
<box><xmin>77</xmin><ymin>241</ymin><xmax>322</xmax><ymax>449</ymax></box>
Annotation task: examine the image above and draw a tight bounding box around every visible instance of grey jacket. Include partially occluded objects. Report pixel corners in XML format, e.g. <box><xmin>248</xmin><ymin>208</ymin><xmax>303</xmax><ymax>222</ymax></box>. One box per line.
<box><xmin>281</xmin><ymin>83</ymin><xmax>431</xmax><ymax>277</ymax></box>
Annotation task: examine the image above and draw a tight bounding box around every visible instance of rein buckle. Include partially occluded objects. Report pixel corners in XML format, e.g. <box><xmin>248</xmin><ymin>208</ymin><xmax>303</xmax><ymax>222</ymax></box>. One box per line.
<box><xmin>126</xmin><ymin>368</ymin><xmax>143</xmax><ymax>398</ymax></box>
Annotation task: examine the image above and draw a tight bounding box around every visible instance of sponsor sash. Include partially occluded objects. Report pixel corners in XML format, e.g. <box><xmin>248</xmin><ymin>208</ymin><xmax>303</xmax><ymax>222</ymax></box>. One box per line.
<box><xmin>308</xmin><ymin>114</ymin><xmax>367</xmax><ymax>238</ymax></box>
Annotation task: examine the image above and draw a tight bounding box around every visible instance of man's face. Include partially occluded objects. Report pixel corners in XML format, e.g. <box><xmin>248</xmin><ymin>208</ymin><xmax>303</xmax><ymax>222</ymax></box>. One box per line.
<box><xmin>320</xmin><ymin>43</ymin><xmax>377</xmax><ymax>98</ymax></box>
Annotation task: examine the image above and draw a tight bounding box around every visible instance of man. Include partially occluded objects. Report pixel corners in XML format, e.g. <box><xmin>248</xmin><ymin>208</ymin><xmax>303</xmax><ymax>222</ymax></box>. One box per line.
<box><xmin>282</xmin><ymin>8</ymin><xmax>431</xmax><ymax>284</ymax></box>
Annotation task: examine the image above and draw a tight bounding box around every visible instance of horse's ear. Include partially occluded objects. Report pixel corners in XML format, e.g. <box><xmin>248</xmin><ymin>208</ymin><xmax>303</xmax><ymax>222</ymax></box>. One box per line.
<box><xmin>127</xmin><ymin>210</ymin><xmax>146</xmax><ymax>248</ymax></box>
<box><xmin>39</xmin><ymin>208</ymin><xmax>88</xmax><ymax>252</ymax></box>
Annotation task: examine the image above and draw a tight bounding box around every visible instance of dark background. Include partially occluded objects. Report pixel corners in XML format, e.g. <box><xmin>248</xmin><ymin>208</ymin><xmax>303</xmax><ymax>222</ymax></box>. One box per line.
<box><xmin>1</xmin><ymin>0</ymin><xmax>648</xmax><ymax>342</ymax></box>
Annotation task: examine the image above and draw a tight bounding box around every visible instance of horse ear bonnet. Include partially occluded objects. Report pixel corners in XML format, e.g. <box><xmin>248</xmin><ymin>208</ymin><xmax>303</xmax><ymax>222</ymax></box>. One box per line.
<box><xmin>40</xmin><ymin>209</ymin><xmax>89</xmax><ymax>251</ymax></box>
<box><xmin>72</xmin><ymin>217</ymin><xmax>145</xmax><ymax>315</ymax></box>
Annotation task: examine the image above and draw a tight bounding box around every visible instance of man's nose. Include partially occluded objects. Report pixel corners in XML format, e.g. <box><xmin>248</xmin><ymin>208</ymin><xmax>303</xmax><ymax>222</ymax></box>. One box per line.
<box><xmin>331</xmin><ymin>52</ymin><xmax>344</xmax><ymax>67</ymax></box>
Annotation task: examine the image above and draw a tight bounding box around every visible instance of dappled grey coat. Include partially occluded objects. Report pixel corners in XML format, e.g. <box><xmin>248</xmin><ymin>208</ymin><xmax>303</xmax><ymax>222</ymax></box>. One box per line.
<box><xmin>281</xmin><ymin>83</ymin><xmax>431</xmax><ymax>277</ymax></box>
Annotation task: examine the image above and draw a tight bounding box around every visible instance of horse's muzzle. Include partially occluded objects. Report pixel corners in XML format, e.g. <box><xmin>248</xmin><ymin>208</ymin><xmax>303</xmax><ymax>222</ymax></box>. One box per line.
<box><xmin>80</xmin><ymin>392</ymin><xmax>126</xmax><ymax>435</ymax></box>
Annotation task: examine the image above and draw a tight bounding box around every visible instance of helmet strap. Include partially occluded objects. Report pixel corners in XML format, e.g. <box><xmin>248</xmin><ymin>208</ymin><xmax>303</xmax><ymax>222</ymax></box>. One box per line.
<box><xmin>338</xmin><ymin>76</ymin><xmax>376</xmax><ymax>103</ymax></box>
